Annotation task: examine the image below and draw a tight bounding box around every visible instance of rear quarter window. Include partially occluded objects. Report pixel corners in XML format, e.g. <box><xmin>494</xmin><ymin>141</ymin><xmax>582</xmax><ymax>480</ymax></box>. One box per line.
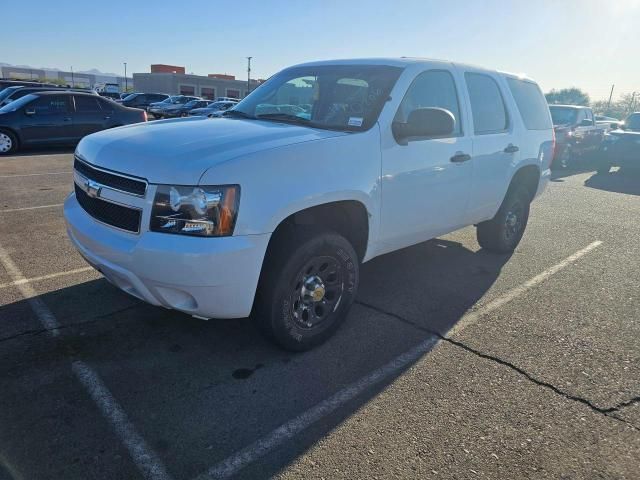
<box><xmin>506</xmin><ymin>78</ymin><xmax>552</xmax><ymax>130</ymax></box>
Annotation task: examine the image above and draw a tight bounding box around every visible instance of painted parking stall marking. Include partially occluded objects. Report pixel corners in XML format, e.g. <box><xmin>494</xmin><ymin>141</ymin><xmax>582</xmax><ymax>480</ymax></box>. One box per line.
<box><xmin>0</xmin><ymin>241</ymin><xmax>174</xmax><ymax>480</ymax></box>
<box><xmin>1</xmin><ymin>203</ymin><xmax>64</xmax><ymax>213</ymax></box>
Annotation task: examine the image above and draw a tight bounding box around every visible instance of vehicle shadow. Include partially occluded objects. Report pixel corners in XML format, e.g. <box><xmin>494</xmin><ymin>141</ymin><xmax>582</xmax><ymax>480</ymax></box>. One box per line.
<box><xmin>0</xmin><ymin>236</ymin><xmax>510</xmax><ymax>479</ymax></box>
<box><xmin>8</xmin><ymin>146</ymin><xmax>76</xmax><ymax>157</ymax></box>
<box><xmin>584</xmin><ymin>169</ymin><xmax>640</xmax><ymax>196</ymax></box>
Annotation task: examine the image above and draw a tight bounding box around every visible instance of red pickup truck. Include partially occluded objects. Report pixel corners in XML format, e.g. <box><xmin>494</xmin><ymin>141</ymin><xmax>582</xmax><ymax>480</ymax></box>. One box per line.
<box><xmin>549</xmin><ymin>105</ymin><xmax>605</xmax><ymax>169</ymax></box>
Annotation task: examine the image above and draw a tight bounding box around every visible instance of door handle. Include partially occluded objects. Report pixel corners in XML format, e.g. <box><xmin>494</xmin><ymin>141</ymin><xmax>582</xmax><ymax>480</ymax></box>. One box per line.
<box><xmin>450</xmin><ymin>152</ymin><xmax>471</xmax><ymax>163</ymax></box>
<box><xmin>504</xmin><ymin>144</ymin><xmax>519</xmax><ymax>153</ymax></box>
<box><xmin>104</xmin><ymin>116</ymin><xmax>111</xmax><ymax>120</ymax></box>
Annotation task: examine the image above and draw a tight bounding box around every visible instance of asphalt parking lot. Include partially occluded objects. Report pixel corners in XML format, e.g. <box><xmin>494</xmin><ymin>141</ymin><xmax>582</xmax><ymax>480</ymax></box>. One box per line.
<box><xmin>1</xmin><ymin>150</ymin><xmax>639</xmax><ymax>479</ymax></box>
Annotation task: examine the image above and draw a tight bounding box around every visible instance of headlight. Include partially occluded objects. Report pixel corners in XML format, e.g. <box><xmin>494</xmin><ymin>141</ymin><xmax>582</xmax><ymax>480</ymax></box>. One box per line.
<box><xmin>150</xmin><ymin>185</ymin><xmax>240</xmax><ymax>237</ymax></box>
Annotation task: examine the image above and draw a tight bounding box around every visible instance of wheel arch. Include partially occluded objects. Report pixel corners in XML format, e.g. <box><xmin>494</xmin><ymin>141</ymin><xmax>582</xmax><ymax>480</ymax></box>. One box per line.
<box><xmin>507</xmin><ymin>164</ymin><xmax>540</xmax><ymax>203</ymax></box>
<box><xmin>265</xmin><ymin>199</ymin><xmax>371</xmax><ymax>264</ymax></box>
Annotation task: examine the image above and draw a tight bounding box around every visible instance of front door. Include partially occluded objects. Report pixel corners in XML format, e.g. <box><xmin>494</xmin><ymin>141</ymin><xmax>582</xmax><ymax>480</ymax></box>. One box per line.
<box><xmin>20</xmin><ymin>95</ymin><xmax>74</xmax><ymax>145</ymax></box>
<box><xmin>379</xmin><ymin>69</ymin><xmax>473</xmax><ymax>252</ymax></box>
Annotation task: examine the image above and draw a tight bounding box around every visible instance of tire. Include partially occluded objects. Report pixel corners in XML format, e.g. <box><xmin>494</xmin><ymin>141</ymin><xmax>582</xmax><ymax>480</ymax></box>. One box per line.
<box><xmin>477</xmin><ymin>186</ymin><xmax>531</xmax><ymax>254</ymax></box>
<box><xmin>254</xmin><ymin>228</ymin><xmax>359</xmax><ymax>351</ymax></box>
<box><xmin>0</xmin><ymin>129</ymin><xmax>18</xmax><ymax>155</ymax></box>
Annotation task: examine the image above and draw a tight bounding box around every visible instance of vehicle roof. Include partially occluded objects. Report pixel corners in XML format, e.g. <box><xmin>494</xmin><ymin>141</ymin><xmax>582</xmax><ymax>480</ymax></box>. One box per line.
<box><xmin>29</xmin><ymin>90</ymin><xmax>101</xmax><ymax>97</ymax></box>
<box><xmin>548</xmin><ymin>104</ymin><xmax>590</xmax><ymax>109</ymax></box>
<box><xmin>290</xmin><ymin>57</ymin><xmax>537</xmax><ymax>82</ymax></box>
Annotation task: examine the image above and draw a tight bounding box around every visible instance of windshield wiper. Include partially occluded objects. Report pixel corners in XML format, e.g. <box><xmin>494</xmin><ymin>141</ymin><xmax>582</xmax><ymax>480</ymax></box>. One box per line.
<box><xmin>222</xmin><ymin>109</ymin><xmax>256</xmax><ymax>119</ymax></box>
<box><xmin>255</xmin><ymin>113</ymin><xmax>310</xmax><ymax>124</ymax></box>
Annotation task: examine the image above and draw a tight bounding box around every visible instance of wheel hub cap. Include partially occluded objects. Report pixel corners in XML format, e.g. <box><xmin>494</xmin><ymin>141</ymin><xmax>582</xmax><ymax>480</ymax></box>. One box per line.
<box><xmin>0</xmin><ymin>134</ymin><xmax>11</xmax><ymax>153</ymax></box>
<box><xmin>301</xmin><ymin>276</ymin><xmax>326</xmax><ymax>303</ymax></box>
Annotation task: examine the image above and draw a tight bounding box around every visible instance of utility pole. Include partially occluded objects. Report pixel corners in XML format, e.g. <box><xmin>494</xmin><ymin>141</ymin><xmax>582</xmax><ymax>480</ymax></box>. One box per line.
<box><xmin>246</xmin><ymin>56</ymin><xmax>252</xmax><ymax>96</ymax></box>
<box><xmin>124</xmin><ymin>62</ymin><xmax>128</xmax><ymax>92</ymax></box>
<box><xmin>631</xmin><ymin>92</ymin><xmax>638</xmax><ymax>112</ymax></box>
<box><xmin>607</xmin><ymin>84</ymin><xmax>615</xmax><ymax>109</ymax></box>
<box><xmin>70</xmin><ymin>66</ymin><xmax>74</xmax><ymax>87</ymax></box>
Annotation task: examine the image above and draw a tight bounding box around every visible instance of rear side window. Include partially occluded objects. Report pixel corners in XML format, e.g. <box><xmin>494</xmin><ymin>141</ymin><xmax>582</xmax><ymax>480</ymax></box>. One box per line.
<box><xmin>395</xmin><ymin>70</ymin><xmax>463</xmax><ymax>136</ymax></box>
<box><xmin>506</xmin><ymin>78</ymin><xmax>552</xmax><ymax>130</ymax></box>
<box><xmin>75</xmin><ymin>96</ymin><xmax>103</xmax><ymax>112</ymax></box>
<box><xmin>465</xmin><ymin>73</ymin><xmax>508</xmax><ymax>134</ymax></box>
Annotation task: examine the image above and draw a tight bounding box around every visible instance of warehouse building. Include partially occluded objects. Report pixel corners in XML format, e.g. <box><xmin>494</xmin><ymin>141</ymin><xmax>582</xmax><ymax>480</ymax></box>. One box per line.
<box><xmin>133</xmin><ymin>64</ymin><xmax>264</xmax><ymax>100</ymax></box>
<box><xmin>0</xmin><ymin>64</ymin><xmax>129</xmax><ymax>90</ymax></box>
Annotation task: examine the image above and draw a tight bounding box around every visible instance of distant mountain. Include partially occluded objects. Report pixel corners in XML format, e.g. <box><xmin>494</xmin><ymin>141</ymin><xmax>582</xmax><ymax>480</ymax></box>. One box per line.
<box><xmin>0</xmin><ymin>62</ymin><xmax>121</xmax><ymax>77</ymax></box>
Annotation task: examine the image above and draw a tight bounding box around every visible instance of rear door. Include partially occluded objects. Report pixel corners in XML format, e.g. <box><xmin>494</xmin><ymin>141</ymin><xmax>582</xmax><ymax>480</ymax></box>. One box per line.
<box><xmin>72</xmin><ymin>95</ymin><xmax>109</xmax><ymax>139</ymax></box>
<box><xmin>461</xmin><ymin>69</ymin><xmax>520</xmax><ymax>223</ymax></box>
<box><xmin>20</xmin><ymin>95</ymin><xmax>74</xmax><ymax>145</ymax></box>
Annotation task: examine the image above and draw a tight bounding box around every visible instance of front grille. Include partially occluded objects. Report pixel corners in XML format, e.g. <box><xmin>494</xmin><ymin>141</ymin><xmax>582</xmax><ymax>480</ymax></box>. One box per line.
<box><xmin>74</xmin><ymin>157</ymin><xmax>146</xmax><ymax>196</ymax></box>
<box><xmin>75</xmin><ymin>184</ymin><xmax>141</xmax><ymax>233</ymax></box>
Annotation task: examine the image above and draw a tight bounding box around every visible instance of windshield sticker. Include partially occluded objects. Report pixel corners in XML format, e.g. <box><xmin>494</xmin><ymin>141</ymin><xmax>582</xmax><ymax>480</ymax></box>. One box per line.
<box><xmin>348</xmin><ymin>117</ymin><xmax>363</xmax><ymax>127</ymax></box>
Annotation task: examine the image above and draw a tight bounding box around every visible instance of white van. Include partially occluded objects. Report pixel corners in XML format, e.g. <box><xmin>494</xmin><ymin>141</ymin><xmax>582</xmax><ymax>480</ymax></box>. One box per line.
<box><xmin>64</xmin><ymin>58</ymin><xmax>554</xmax><ymax>350</ymax></box>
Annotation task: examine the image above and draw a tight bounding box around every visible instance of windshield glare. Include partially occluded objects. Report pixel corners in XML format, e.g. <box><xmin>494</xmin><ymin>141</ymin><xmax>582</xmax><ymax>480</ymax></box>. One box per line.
<box><xmin>549</xmin><ymin>106</ymin><xmax>578</xmax><ymax>126</ymax></box>
<box><xmin>231</xmin><ymin>64</ymin><xmax>403</xmax><ymax>131</ymax></box>
<box><xmin>0</xmin><ymin>94</ymin><xmax>36</xmax><ymax>113</ymax></box>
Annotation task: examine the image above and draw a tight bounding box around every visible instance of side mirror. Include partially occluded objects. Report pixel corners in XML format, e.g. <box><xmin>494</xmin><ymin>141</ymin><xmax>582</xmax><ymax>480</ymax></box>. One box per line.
<box><xmin>392</xmin><ymin>107</ymin><xmax>455</xmax><ymax>142</ymax></box>
<box><xmin>24</xmin><ymin>108</ymin><xmax>36</xmax><ymax>116</ymax></box>
<box><xmin>580</xmin><ymin>119</ymin><xmax>594</xmax><ymax>127</ymax></box>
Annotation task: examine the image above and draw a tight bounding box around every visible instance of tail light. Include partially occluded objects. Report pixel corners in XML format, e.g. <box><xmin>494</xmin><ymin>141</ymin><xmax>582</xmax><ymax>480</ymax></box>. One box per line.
<box><xmin>142</xmin><ymin>111</ymin><xmax>148</xmax><ymax>122</ymax></box>
<box><xmin>549</xmin><ymin>129</ymin><xmax>556</xmax><ymax>169</ymax></box>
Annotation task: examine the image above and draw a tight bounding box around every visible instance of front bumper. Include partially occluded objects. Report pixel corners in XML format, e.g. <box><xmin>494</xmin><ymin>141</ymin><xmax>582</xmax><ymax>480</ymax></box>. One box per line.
<box><xmin>64</xmin><ymin>193</ymin><xmax>271</xmax><ymax>319</ymax></box>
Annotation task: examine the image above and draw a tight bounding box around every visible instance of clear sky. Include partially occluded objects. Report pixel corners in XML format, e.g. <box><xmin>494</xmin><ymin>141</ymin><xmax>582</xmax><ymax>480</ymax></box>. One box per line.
<box><xmin>2</xmin><ymin>0</ymin><xmax>638</xmax><ymax>100</ymax></box>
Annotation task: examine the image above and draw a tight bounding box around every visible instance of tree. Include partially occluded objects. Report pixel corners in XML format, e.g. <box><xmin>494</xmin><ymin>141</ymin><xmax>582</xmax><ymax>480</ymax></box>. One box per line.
<box><xmin>545</xmin><ymin>88</ymin><xmax>590</xmax><ymax>106</ymax></box>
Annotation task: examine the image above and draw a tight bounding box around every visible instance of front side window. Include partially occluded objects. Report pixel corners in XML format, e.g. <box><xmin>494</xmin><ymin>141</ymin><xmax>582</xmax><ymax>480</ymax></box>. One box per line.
<box><xmin>506</xmin><ymin>78</ymin><xmax>552</xmax><ymax>130</ymax></box>
<box><xmin>394</xmin><ymin>69</ymin><xmax>462</xmax><ymax>136</ymax></box>
<box><xmin>465</xmin><ymin>72</ymin><xmax>509</xmax><ymax>134</ymax></box>
<box><xmin>29</xmin><ymin>95</ymin><xmax>69</xmax><ymax>115</ymax></box>
<box><xmin>232</xmin><ymin>64</ymin><xmax>402</xmax><ymax>132</ymax></box>
<box><xmin>625</xmin><ymin>113</ymin><xmax>640</xmax><ymax>131</ymax></box>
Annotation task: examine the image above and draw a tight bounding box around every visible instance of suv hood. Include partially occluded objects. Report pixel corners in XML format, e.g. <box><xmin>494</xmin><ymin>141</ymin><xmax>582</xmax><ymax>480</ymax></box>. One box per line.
<box><xmin>76</xmin><ymin>116</ymin><xmax>347</xmax><ymax>184</ymax></box>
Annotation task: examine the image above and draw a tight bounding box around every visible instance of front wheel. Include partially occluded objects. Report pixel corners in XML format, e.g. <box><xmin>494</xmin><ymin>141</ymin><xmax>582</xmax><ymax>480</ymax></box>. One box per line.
<box><xmin>0</xmin><ymin>129</ymin><xmax>18</xmax><ymax>155</ymax></box>
<box><xmin>477</xmin><ymin>186</ymin><xmax>531</xmax><ymax>253</ymax></box>
<box><xmin>255</xmin><ymin>229</ymin><xmax>359</xmax><ymax>351</ymax></box>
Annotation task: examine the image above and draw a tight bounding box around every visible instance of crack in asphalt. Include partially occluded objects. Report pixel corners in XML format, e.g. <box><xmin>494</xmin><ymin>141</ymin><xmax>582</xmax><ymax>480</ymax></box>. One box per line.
<box><xmin>356</xmin><ymin>300</ymin><xmax>640</xmax><ymax>432</ymax></box>
<box><xmin>0</xmin><ymin>303</ymin><xmax>142</xmax><ymax>344</ymax></box>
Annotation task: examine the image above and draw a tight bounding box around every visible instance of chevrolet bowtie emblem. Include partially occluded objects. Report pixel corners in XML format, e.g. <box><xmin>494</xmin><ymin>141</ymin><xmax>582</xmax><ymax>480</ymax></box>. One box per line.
<box><xmin>84</xmin><ymin>179</ymin><xmax>102</xmax><ymax>199</ymax></box>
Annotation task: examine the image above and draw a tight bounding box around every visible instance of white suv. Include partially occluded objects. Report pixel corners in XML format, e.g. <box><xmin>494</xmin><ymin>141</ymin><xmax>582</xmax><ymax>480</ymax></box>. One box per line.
<box><xmin>64</xmin><ymin>58</ymin><xmax>554</xmax><ymax>350</ymax></box>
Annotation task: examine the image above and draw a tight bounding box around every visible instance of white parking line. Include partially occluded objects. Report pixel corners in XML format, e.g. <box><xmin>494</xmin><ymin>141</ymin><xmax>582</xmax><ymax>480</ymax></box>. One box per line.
<box><xmin>0</xmin><ymin>243</ymin><xmax>60</xmax><ymax>335</ymax></box>
<box><xmin>73</xmin><ymin>362</ymin><xmax>174</xmax><ymax>480</ymax></box>
<box><xmin>0</xmin><ymin>242</ymin><xmax>174</xmax><ymax>480</ymax></box>
<box><xmin>446</xmin><ymin>240</ymin><xmax>603</xmax><ymax>337</ymax></box>
<box><xmin>1</xmin><ymin>204</ymin><xmax>64</xmax><ymax>213</ymax></box>
<box><xmin>0</xmin><ymin>171</ymin><xmax>72</xmax><ymax>178</ymax></box>
<box><xmin>0</xmin><ymin>266</ymin><xmax>95</xmax><ymax>290</ymax></box>
<box><xmin>191</xmin><ymin>240</ymin><xmax>603</xmax><ymax>480</ymax></box>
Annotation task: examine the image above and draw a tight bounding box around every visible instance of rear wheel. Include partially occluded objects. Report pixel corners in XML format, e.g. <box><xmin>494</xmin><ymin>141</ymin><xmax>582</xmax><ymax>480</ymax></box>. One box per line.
<box><xmin>255</xmin><ymin>228</ymin><xmax>359</xmax><ymax>351</ymax></box>
<box><xmin>477</xmin><ymin>186</ymin><xmax>530</xmax><ymax>253</ymax></box>
<box><xmin>0</xmin><ymin>129</ymin><xmax>18</xmax><ymax>155</ymax></box>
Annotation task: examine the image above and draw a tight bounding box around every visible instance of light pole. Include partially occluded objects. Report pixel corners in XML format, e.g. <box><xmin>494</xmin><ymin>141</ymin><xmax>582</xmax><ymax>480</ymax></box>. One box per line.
<box><xmin>246</xmin><ymin>56</ymin><xmax>252</xmax><ymax>96</ymax></box>
<box><xmin>123</xmin><ymin>62</ymin><xmax>127</xmax><ymax>92</ymax></box>
<box><xmin>70</xmin><ymin>66</ymin><xmax>74</xmax><ymax>87</ymax></box>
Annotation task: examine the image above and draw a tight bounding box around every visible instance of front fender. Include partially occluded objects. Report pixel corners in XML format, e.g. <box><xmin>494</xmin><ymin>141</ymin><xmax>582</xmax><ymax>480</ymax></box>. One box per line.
<box><xmin>198</xmin><ymin>127</ymin><xmax>382</xmax><ymax>240</ymax></box>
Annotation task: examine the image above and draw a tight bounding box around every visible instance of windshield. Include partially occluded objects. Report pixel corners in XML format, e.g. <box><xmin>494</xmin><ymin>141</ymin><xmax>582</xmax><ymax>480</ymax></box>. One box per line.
<box><xmin>183</xmin><ymin>100</ymin><xmax>199</xmax><ymax>108</ymax></box>
<box><xmin>0</xmin><ymin>86</ymin><xmax>22</xmax><ymax>103</ymax></box>
<box><xmin>208</xmin><ymin>101</ymin><xmax>230</xmax><ymax>111</ymax></box>
<box><xmin>0</xmin><ymin>94</ymin><xmax>36</xmax><ymax>113</ymax></box>
<box><xmin>549</xmin><ymin>106</ymin><xmax>578</xmax><ymax>126</ymax></box>
<box><xmin>626</xmin><ymin>113</ymin><xmax>640</xmax><ymax>131</ymax></box>
<box><xmin>230</xmin><ymin>64</ymin><xmax>403</xmax><ymax>131</ymax></box>
<box><xmin>171</xmin><ymin>96</ymin><xmax>188</xmax><ymax>104</ymax></box>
